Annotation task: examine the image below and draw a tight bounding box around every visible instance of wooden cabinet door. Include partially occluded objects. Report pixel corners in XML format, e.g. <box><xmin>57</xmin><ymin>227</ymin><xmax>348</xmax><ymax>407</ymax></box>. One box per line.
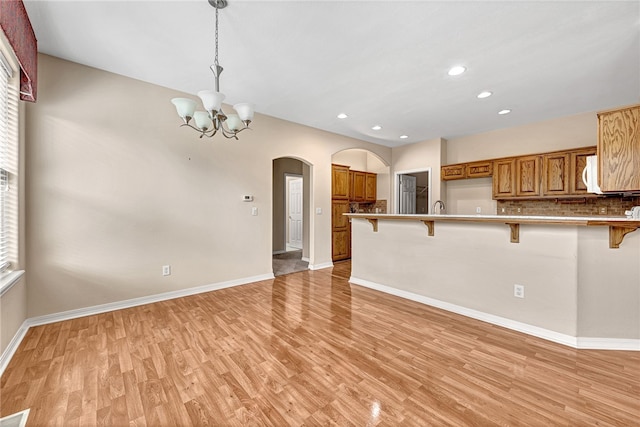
<box><xmin>441</xmin><ymin>164</ymin><xmax>465</xmax><ymax>180</ymax></box>
<box><xmin>570</xmin><ymin>147</ymin><xmax>596</xmax><ymax>194</ymax></box>
<box><xmin>466</xmin><ymin>161</ymin><xmax>493</xmax><ymax>178</ymax></box>
<box><xmin>353</xmin><ymin>171</ymin><xmax>366</xmax><ymax>202</ymax></box>
<box><xmin>542</xmin><ymin>153</ymin><xmax>570</xmax><ymax>196</ymax></box>
<box><xmin>598</xmin><ymin>105</ymin><xmax>640</xmax><ymax>192</ymax></box>
<box><xmin>365</xmin><ymin>173</ymin><xmax>377</xmax><ymax>202</ymax></box>
<box><xmin>492</xmin><ymin>159</ymin><xmax>516</xmax><ymax>199</ymax></box>
<box><xmin>516</xmin><ymin>155</ymin><xmax>541</xmax><ymax>197</ymax></box>
<box><xmin>331</xmin><ymin>164</ymin><xmax>350</xmax><ymax>199</ymax></box>
<box><xmin>331</xmin><ymin>200</ymin><xmax>350</xmax><ymax>261</ymax></box>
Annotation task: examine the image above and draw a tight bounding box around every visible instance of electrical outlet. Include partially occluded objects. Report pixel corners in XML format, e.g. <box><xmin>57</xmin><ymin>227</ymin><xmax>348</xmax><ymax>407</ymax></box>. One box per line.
<box><xmin>517</xmin><ymin>207</ymin><xmax>522</xmax><ymax>213</ymax></box>
<box><xmin>514</xmin><ymin>284</ymin><xmax>525</xmax><ymax>298</ymax></box>
<box><xmin>599</xmin><ymin>207</ymin><xmax>607</xmax><ymax>215</ymax></box>
<box><xmin>476</xmin><ymin>207</ymin><xmax>482</xmax><ymax>214</ymax></box>
<box><xmin>162</xmin><ymin>265</ymin><xmax>171</xmax><ymax>276</ymax></box>
<box><xmin>501</xmin><ymin>207</ymin><xmax>506</xmax><ymax>213</ymax></box>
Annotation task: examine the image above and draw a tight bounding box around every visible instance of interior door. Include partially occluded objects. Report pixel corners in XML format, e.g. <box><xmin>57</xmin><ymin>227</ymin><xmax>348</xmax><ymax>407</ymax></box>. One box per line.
<box><xmin>287</xmin><ymin>176</ymin><xmax>303</xmax><ymax>249</ymax></box>
<box><xmin>399</xmin><ymin>175</ymin><xmax>417</xmax><ymax>214</ymax></box>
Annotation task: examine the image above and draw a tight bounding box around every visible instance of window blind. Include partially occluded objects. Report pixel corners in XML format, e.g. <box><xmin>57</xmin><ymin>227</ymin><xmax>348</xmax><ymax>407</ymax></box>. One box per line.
<box><xmin>0</xmin><ymin>51</ymin><xmax>16</xmax><ymax>273</ymax></box>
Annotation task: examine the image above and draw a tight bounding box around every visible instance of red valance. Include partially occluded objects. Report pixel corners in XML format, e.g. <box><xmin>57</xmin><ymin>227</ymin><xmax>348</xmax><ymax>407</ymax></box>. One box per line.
<box><xmin>0</xmin><ymin>0</ymin><xmax>37</xmax><ymax>102</ymax></box>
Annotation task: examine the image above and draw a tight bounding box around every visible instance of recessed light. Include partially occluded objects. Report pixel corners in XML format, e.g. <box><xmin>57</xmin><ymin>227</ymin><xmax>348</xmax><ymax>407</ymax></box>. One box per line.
<box><xmin>477</xmin><ymin>91</ymin><xmax>492</xmax><ymax>99</ymax></box>
<box><xmin>372</xmin><ymin>125</ymin><xmax>382</xmax><ymax>130</ymax></box>
<box><xmin>400</xmin><ymin>135</ymin><xmax>409</xmax><ymax>139</ymax></box>
<box><xmin>337</xmin><ymin>113</ymin><xmax>348</xmax><ymax>119</ymax></box>
<box><xmin>498</xmin><ymin>109</ymin><xmax>511</xmax><ymax>115</ymax></box>
<box><xmin>447</xmin><ymin>65</ymin><xmax>466</xmax><ymax>76</ymax></box>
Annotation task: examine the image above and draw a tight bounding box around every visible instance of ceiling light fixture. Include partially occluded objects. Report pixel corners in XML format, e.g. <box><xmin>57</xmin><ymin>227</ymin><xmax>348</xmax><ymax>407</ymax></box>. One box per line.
<box><xmin>498</xmin><ymin>109</ymin><xmax>511</xmax><ymax>115</ymax></box>
<box><xmin>170</xmin><ymin>0</ymin><xmax>254</xmax><ymax>140</ymax></box>
<box><xmin>372</xmin><ymin>125</ymin><xmax>382</xmax><ymax>130</ymax></box>
<box><xmin>400</xmin><ymin>135</ymin><xmax>409</xmax><ymax>139</ymax></box>
<box><xmin>447</xmin><ymin>65</ymin><xmax>466</xmax><ymax>76</ymax></box>
<box><xmin>337</xmin><ymin>113</ymin><xmax>348</xmax><ymax>119</ymax></box>
<box><xmin>477</xmin><ymin>91</ymin><xmax>492</xmax><ymax>99</ymax></box>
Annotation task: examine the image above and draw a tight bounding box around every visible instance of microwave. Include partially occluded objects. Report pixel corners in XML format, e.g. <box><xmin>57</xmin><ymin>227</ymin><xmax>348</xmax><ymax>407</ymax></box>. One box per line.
<box><xmin>581</xmin><ymin>155</ymin><xmax>602</xmax><ymax>194</ymax></box>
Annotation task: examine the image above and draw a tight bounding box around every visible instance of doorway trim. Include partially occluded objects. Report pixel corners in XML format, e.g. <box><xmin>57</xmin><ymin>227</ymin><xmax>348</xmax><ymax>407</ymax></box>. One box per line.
<box><xmin>284</xmin><ymin>173</ymin><xmax>303</xmax><ymax>252</ymax></box>
<box><xmin>394</xmin><ymin>167</ymin><xmax>432</xmax><ymax>214</ymax></box>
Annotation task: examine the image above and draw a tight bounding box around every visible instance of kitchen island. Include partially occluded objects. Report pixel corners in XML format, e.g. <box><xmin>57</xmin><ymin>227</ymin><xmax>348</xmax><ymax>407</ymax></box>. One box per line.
<box><xmin>346</xmin><ymin>213</ymin><xmax>640</xmax><ymax>350</ymax></box>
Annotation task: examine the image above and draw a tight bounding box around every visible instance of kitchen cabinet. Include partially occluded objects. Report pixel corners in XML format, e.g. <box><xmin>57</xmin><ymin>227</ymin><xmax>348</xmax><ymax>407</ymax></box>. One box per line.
<box><xmin>352</xmin><ymin>171</ymin><xmax>366</xmax><ymax>202</ymax></box>
<box><xmin>441</xmin><ymin>164</ymin><xmax>466</xmax><ymax>181</ymax></box>
<box><xmin>331</xmin><ymin>200</ymin><xmax>350</xmax><ymax>261</ymax></box>
<box><xmin>492</xmin><ymin>159</ymin><xmax>516</xmax><ymax>198</ymax></box>
<box><xmin>570</xmin><ymin>147</ymin><xmax>597</xmax><ymax>194</ymax></box>
<box><xmin>542</xmin><ymin>153</ymin><xmax>570</xmax><ymax>196</ymax></box>
<box><xmin>598</xmin><ymin>104</ymin><xmax>640</xmax><ymax>193</ymax></box>
<box><xmin>515</xmin><ymin>155</ymin><xmax>541</xmax><ymax>197</ymax></box>
<box><xmin>466</xmin><ymin>161</ymin><xmax>493</xmax><ymax>178</ymax></box>
<box><xmin>332</xmin><ymin>164</ymin><xmax>350</xmax><ymax>199</ymax></box>
<box><xmin>365</xmin><ymin>173</ymin><xmax>377</xmax><ymax>202</ymax></box>
<box><xmin>441</xmin><ymin>161</ymin><xmax>492</xmax><ymax>181</ymax></box>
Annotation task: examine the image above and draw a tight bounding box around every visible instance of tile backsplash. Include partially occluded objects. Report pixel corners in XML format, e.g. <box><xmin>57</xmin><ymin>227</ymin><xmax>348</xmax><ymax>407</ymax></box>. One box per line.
<box><xmin>350</xmin><ymin>200</ymin><xmax>387</xmax><ymax>214</ymax></box>
<box><xmin>497</xmin><ymin>196</ymin><xmax>640</xmax><ymax>217</ymax></box>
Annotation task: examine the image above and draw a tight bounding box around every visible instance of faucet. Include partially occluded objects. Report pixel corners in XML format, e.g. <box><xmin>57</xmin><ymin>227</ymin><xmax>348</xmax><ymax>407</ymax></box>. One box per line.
<box><xmin>433</xmin><ymin>200</ymin><xmax>446</xmax><ymax>214</ymax></box>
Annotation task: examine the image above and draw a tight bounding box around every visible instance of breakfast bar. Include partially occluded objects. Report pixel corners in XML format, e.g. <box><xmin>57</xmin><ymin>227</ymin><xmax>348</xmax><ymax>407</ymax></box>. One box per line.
<box><xmin>346</xmin><ymin>214</ymin><xmax>640</xmax><ymax>350</ymax></box>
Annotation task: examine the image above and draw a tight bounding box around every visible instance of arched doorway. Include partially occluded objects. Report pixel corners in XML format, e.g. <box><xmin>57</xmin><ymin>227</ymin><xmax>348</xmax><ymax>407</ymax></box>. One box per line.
<box><xmin>272</xmin><ymin>157</ymin><xmax>311</xmax><ymax>276</ymax></box>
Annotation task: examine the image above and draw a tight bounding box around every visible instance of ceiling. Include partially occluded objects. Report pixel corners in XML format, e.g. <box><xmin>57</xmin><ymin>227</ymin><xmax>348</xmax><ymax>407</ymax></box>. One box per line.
<box><xmin>23</xmin><ymin>0</ymin><xmax>640</xmax><ymax>147</ymax></box>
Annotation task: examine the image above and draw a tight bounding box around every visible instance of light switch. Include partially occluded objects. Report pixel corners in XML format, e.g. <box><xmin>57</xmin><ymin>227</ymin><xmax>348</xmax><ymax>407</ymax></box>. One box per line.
<box><xmin>251</xmin><ymin>207</ymin><xmax>258</xmax><ymax>216</ymax></box>
<box><xmin>316</xmin><ymin>207</ymin><xmax>322</xmax><ymax>215</ymax></box>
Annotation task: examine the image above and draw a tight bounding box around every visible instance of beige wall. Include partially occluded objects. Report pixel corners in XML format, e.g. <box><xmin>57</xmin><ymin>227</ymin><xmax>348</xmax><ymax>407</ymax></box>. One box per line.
<box><xmin>25</xmin><ymin>55</ymin><xmax>391</xmax><ymax>317</ymax></box>
<box><xmin>350</xmin><ymin>218</ymin><xmax>640</xmax><ymax>340</ymax></box>
<box><xmin>444</xmin><ymin>112</ymin><xmax>597</xmax><ymax>215</ymax></box>
<box><xmin>391</xmin><ymin>138</ymin><xmax>446</xmax><ymax>213</ymax></box>
<box><xmin>1</xmin><ymin>277</ymin><xmax>26</xmax><ymax>353</ymax></box>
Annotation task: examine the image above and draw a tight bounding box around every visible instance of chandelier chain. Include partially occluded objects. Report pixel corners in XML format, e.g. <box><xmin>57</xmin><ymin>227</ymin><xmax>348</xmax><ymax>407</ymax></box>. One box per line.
<box><xmin>214</xmin><ymin>5</ymin><xmax>219</xmax><ymax>67</ymax></box>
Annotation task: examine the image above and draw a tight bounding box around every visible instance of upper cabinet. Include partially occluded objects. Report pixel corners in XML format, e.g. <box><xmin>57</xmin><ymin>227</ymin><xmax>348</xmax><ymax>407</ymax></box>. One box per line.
<box><xmin>542</xmin><ymin>152</ymin><xmax>570</xmax><ymax>196</ymax></box>
<box><xmin>446</xmin><ymin>146</ymin><xmax>597</xmax><ymax>200</ymax></box>
<box><xmin>442</xmin><ymin>161</ymin><xmax>492</xmax><ymax>181</ymax></box>
<box><xmin>570</xmin><ymin>147</ymin><xmax>597</xmax><ymax>194</ymax></box>
<box><xmin>352</xmin><ymin>171</ymin><xmax>366</xmax><ymax>202</ymax></box>
<box><xmin>598</xmin><ymin>105</ymin><xmax>640</xmax><ymax>193</ymax></box>
<box><xmin>365</xmin><ymin>173</ymin><xmax>377</xmax><ymax>202</ymax></box>
<box><xmin>515</xmin><ymin>155</ymin><xmax>541</xmax><ymax>197</ymax></box>
<box><xmin>332</xmin><ymin>164</ymin><xmax>378</xmax><ymax>203</ymax></box>
<box><xmin>331</xmin><ymin>164</ymin><xmax>350</xmax><ymax>199</ymax></box>
<box><xmin>492</xmin><ymin>159</ymin><xmax>516</xmax><ymax>198</ymax></box>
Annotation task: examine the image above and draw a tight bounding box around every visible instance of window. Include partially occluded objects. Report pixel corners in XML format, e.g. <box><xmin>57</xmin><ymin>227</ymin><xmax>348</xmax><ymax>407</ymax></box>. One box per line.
<box><xmin>0</xmin><ymin>49</ymin><xmax>18</xmax><ymax>275</ymax></box>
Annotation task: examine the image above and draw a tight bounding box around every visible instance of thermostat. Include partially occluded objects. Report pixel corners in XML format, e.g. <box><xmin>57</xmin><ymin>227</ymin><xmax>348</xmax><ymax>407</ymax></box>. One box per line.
<box><xmin>243</xmin><ymin>195</ymin><xmax>254</xmax><ymax>202</ymax></box>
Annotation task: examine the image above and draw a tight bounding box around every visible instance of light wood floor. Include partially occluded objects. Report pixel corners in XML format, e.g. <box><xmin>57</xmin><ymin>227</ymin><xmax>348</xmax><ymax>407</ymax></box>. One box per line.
<box><xmin>1</xmin><ymin>261</ymin><xmax>639</xmax><ymax>426</ymax></box>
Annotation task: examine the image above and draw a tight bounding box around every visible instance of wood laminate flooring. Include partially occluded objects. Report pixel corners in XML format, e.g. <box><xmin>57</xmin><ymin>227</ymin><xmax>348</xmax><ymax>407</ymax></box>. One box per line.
<box><xmin>1</xmin><ymin>261</ymin><xmax>639</xmax><ymax>426</ymax></box>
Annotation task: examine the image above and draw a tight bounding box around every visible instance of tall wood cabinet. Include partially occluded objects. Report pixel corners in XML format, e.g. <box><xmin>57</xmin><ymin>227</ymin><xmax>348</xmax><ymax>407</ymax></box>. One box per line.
<box><xmin>597</xmin><ymin>104</ymin><xmax>640</xmax><ymax>193</ymax></box>
<box><xmin>332</xmin><ymin>164</ymin><xmax>377</xmax><ymax>261</ymax></box>
<box><xmin>332</xmin><ymin>164</ymin><xmax>350</xmax><ymax>199</ymax></box>
<box><xmin>331</xmin><ymin>199</ymin><xmax>350</xmax><ymax>261</ymax></box>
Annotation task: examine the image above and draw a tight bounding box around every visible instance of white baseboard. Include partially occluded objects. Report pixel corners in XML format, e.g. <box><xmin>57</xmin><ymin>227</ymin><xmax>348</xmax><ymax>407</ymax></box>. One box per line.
<box><xmin>308</xmin><ymin>261</ymin><xmax>333</xmax><ymax>271</ymax></box>
<box><xmin>0</xmin><ymin>272</ymin><xmax>274</xmax><ymax>376</ymax></box>
<box><xmin>0</xmin><ymin>322</ymin><xmax>29</xmax><ymax>377</ymax></box>
<box><xmin>577</xmin><ymin>337</ymin><xmax>640</xmax><ymax>351</ymax></box>
<box><xmin>349</xmin><ymin>276</ymin><xmax>639</xmax><ymax>351</ymax></box>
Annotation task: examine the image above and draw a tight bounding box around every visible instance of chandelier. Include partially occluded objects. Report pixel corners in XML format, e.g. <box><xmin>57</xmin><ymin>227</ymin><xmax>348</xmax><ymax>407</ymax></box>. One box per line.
<box><xmin>171</xmin><ymin>0</ymin><xmax>254</xmax><ymax>140</ymax></box>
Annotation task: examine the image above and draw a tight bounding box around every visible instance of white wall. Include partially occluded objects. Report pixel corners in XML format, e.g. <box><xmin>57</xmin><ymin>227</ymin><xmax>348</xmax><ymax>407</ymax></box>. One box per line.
<box><xmin>25</xmin><ymin>55</ymin><xmax>391</xmax><ymax>317</ymax></box>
